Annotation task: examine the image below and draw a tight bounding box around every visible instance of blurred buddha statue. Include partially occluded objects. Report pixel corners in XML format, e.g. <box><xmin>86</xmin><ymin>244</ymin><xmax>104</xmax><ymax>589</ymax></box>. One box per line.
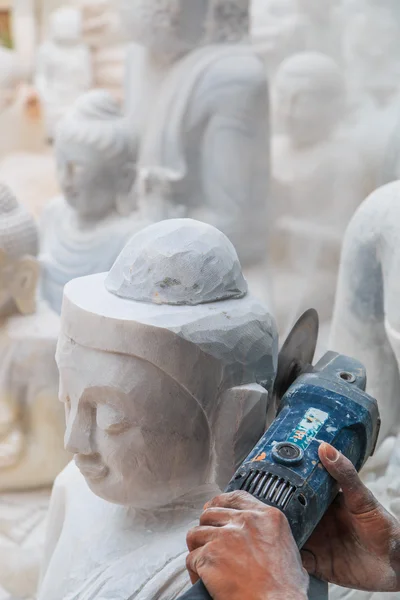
<box><xmin>38</xmin><ymin>218</ymin><xmax>278</xmax><ymax>600</ymax></box>
<box><xmin>122</xmin><ymin>0</ymin><xmax>270</xmax><ymax>271</ymax></box>
<box><xmin>271</xmin><ymin>52</ymin><xmax>363</xmax><ymax>326</ymax></box>
<box><xmin>35</xmin><ymin>6</ymin><xmax>93</xmax><ymax>140</ymax></box>
<box><xmin>0</xmin><ymin>183</ymin><xmax>68</xmax><ymax>599</ymax></box>
<box><xmin>329</xmin><ymin>181</ymin><xmax>400</xmax><ymax>600</ymax></box>
<box><xmin>40</xmin><ymin>89</ymin><xmax>139</xmax><ymax>314</ymax></box>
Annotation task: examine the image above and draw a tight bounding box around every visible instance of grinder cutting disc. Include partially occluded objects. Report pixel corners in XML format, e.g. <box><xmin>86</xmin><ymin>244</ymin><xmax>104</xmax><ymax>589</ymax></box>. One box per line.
<box><xmin>273</xmin><ymin>309</ymin><xmax>319</xmax><ymax>408</ymax></box>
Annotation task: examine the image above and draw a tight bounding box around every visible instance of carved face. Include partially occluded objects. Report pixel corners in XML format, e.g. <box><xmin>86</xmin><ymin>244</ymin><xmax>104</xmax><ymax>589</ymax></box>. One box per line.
<box><xmin>56</xmin><ymin>142</ymin><xmax>122</xmax><ymax>220</ymax></box>
<box><xmin>0</xmin><ymin>251</ymin><xmax>39</xmax><ymax>317</ymax></box>
<box><xmin>57</xmin><ymin>339</ymin><xmax>212</xmax><ymax>507</ymax></box>
<box><xmin>252</xmin><ymin>0</ymin><xmax>306</xmax><ymax>66</ymax></box>
<box><xmin>274</xmin><ymin>61</ymin><xmax>342</xmax><ymax>145</ymax></box>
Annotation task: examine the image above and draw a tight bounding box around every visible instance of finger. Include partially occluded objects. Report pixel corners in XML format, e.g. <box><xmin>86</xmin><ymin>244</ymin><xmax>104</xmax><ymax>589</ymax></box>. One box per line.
<box><xmin>301</xmin><ymin>549</ymin><xmax>317</xmax><ymax>576</ymax></box>
<box><xmin>318</xmin><ymin>443</ymin><xmax>377</xmax><ymax>514</ymax></box>
<box><xmin>204</xmin><ymin>491</ymin><xmax>264</xmax><ymax>511</ymax></box>
<box><xmin>200</xmin><ymin>507</ymin><xmax>238</xmax><ymax>527</ymax></box>
<box><xmin>186</xmin><ymin>546</ymin><xmax>211</xmax><ymax>585</ymax></box>
<box><xmin>186</xmin><ymin>549</ymin><xmax>201</xmax><ymax>585</ymax></box>
<box><xmin>186</xmin><ymin>526</ymin><xmax>217</xmax><ymax>552</ymax></box>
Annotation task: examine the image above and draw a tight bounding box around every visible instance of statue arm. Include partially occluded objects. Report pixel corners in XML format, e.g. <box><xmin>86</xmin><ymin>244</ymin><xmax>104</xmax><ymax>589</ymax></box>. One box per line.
<box><xmin>330</xmin><ymin>197</ymin><xmax>400</xmax><ymax>443</ymax></box>
<box><xmin>188</xmin><ymin>55</ymin><xmax>269</xmax><ymax>250</ymax></box>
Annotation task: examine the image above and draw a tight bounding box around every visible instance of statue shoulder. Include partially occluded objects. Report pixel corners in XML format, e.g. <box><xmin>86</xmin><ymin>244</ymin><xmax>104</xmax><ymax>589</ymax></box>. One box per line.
<box><xmin>188</xmin><ymin>47</ymin><xmax>268</xmax><ymax>121</ymax></box>
<box><xmin>197</xmin><ymin>47</ymin><xmax>268</xmax><ymax>96</ymax></box>
<box><xmin>41</xmin><ymin>195</ymin><xmax>67</xmax><ymax>222</ymax></box>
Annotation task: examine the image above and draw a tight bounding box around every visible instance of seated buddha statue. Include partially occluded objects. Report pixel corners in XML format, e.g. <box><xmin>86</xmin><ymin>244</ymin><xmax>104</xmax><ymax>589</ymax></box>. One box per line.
<box><xmin>40</xmin><ymin>89</ymin><xmax>141</xmax><ymax>314</ymax></box>
<box><xmin>0</xmin><ymin>183</ymin><xmax>68</xmax><ymax>599</ymax></box>
<box><xmin>122</xmin><ymin>0</ymin><xmax>270</xmax><ymax>271</ymax></box>
<box><xmin>38</xmin><ymin>218</ymin><xmax>278</xmax><ymax>600</ymax></box>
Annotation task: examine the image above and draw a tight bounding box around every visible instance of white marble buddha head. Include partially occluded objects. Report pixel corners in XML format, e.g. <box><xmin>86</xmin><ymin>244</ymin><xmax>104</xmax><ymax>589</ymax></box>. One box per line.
<box><xmin>344</xmin><ymin>0</ymin><xmax>400</xmax><ymax>102</ymax></box>
<box><xmin>274</xmin><ymin>52</ymin><xmax>345</xmax><ymax>147</ymax></box>
<box><xmin>120</xmin><ymin>0</ymin><xmax>249</xmax><ymax>61</ymax></box>
<box><xmin>54</xmin><ymin>90</ymin><xmax>135</xmax><ymax>221</ymax></box>
<box><xmin>252</xmin><ymin>0</ymin><xmax>306</xmax><ymax>70</ymax></box>
<box><xmin>0</xmin><ymin>48</ymin><xmax>22</xmax><ymax>114</ymax></box>
<box><xmin>49</xmin><ymin>7</ymin><xmax>83</xmax><ymax>45</ymax></box>
<box><xmin>56</xmin><ymin>219</ymin><xmax>277</xmax><ymax>508</ymax></box>
<box><xmin>0</xmin><ymin>183</ymin><xmax>39</xmax><ymax>318</ymax></box>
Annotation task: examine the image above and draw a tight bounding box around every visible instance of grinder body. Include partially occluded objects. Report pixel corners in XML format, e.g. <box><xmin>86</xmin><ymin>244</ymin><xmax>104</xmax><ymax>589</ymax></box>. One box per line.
<box><xmin>226</xmin><ymin>352</ymin><xmax>380</xmax><ymax>548</ymax></box>
<box><xmin>179</xmin><ymin>351</ymin><xmax>380</xmax><ymax>599</ymax></box>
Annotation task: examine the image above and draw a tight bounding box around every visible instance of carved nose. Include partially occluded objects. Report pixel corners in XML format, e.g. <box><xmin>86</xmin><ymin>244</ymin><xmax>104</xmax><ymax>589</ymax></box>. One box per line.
<box><xmin>64</xmin><ymin>406</ymin><xmax>93</xmax><ymax>455</ymax></box>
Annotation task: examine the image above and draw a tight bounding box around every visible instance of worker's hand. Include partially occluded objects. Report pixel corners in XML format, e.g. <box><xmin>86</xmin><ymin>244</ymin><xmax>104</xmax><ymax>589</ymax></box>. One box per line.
<box><xmin>186</xmin><ymin>491</ymin><xmax>309</xmax><ymax>600</ymax></box>
<box><xmin>302</xmin><ymin>443</ymin><xmax>400</xmax><ymax>592</ymax></box>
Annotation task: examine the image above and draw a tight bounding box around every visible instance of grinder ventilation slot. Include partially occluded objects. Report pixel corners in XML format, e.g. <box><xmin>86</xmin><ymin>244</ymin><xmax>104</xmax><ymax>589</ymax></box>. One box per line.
<box><xmin>240</xmin><ymin>470</ymin><xmax>296</xmax><ymax>509</ymax></box>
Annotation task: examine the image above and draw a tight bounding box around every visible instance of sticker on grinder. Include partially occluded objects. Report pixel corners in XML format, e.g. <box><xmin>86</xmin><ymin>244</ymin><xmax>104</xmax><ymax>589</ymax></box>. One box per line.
<box><xmin>287</xmin><ymin>408</ymin><xmax>329</xmax><ymax>451</ymax></box>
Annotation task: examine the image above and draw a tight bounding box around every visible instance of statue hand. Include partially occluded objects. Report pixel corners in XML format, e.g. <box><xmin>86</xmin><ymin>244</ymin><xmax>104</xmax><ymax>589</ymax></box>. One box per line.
<box><xmin>186</xmin><ymin>492</ymin><xmax>308</xmax><ymax>600</ymax></box>
<box><xmin>302</xmin><ymin>443</ymin><xmax>400</xmax><ymax>592</ymax></box>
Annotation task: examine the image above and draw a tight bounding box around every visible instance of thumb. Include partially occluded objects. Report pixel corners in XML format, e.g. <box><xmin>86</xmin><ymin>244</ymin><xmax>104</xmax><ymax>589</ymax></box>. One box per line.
<box><xmin>318</xmin><ymin>443</ymin><xmax>377</xmax><ymax>515</ymax></box>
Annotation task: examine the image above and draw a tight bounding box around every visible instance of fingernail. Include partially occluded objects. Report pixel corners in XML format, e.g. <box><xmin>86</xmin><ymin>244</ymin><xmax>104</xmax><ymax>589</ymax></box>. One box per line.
<box><xmin>323</xmin><ymin>444</ymin><xmax>339</xmax><ymax>463</ymax></box>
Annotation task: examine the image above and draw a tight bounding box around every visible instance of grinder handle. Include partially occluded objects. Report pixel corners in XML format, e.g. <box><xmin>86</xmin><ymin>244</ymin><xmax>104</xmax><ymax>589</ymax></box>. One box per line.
<box><xmin>179</xmin><ymin>580</ymin><xmax>212</xmax><ymax>599</ymax></box>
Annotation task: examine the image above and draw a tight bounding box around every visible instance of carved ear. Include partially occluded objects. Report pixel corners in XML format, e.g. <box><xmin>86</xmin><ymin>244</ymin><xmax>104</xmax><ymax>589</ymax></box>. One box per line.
<box><xmin>115</xmin><ymin>162</ymin><xmax>137</xmax><ymax>216</ymax></box>
<box><xmin>10</xmin><ymin>256</ymin><xmax>40</xmax><ymax>315</ymax></box>
<box><xmin>213</xmin><ymin>384</ymin><xmax>273</xmax><ymax>490</ymax></box>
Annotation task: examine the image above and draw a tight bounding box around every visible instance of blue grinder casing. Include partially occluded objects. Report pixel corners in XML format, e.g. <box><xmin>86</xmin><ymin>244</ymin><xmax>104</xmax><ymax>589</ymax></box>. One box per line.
<box><xmin>226</xmin><ymin>351</ymin><xmax>381</xmax><ymax>549</ymax></box>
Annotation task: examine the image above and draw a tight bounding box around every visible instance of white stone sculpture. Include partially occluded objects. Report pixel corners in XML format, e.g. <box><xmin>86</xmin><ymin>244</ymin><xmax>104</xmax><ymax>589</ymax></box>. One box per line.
<box><xmin>271</xmin><ymin>52</ymin><xmax>363</xmax><ymax>327</ymax></box>
<box><xmin>330</xmin><ymin>180</ymin><xmax>400</xmax><ymax>452</ymax></box>
<box><xmin>35</xmin><ymin>6</ymin><xmax>93</xmax><ymax>139</ymax></box>
<box><xmin>251</xmin><ymin>0</ymin><xmax>308</xmax><ymax>76</ymax></box>
<box><xmin>0</xmin><ymin>183</ymin><xmax>68</xmax><ymax>600</ymax></box>
<box><xmin>123</xmin><ymin>0</ymin><xmax>270</xmax><ymax>270</ymax></box>
<box><xmin>72</xmin><ymin>0</ymin><xmax>126</xmax><ymax>99</ymax></box>
<box><xmin>38</xmin><ymin>218</ymin><xmax>278</xmax><ymax>600</ymax></box>
<box><xmin>40</xmin><ymin>89</ymin><xmax>139</xmax><ymax>314</ymax></box>
<box><xmin>343</xmin><ymin>0</ymin><xmax>400</xmax><ymax>195</ymax></box>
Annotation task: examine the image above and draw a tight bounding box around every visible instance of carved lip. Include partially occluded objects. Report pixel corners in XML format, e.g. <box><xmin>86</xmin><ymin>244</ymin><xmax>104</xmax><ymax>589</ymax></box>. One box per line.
<box><xmin>75</xmin><ymin>456</ymin><xmax>109</xmax><ymax>481</ymax></box>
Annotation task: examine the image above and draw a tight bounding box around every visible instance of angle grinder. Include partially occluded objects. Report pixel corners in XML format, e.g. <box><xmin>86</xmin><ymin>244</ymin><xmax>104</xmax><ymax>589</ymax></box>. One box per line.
<box><xmin>180</xmin><ymin>309</ymin><xmax>381</xmax><ymax>600</ymax></box>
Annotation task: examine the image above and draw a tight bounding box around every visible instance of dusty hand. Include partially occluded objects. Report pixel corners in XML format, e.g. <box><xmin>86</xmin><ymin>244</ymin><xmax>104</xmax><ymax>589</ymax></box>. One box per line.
<box><xmin>186</xmin><ymin>491</ymin><xmax>309</xmax><ymax>600</ymax></box>
<box><xmin>302</xmin><ymin>442</ymin><xmax>400</xmax><ymax>592</ymax></box>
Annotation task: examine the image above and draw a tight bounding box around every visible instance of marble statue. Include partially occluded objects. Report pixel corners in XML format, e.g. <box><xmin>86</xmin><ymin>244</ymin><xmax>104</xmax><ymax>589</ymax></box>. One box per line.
<box><xmin>123</xmin><ymin>0</ymin><xmax>270</xmax><ymax>270</ymax></box>
<box><xmin>251</xmin><ymin>0</ymin><xmax>308</xmax><ymax>77</ymax></box>
<box><xmin>72</xmin><ymin>0</ymin><xmax>126</xmax><ymax>100</ymax></box>
<box><xmin>271</xmin><ymin>52</ymin><xmax>364</xmax><ymax>327</ymax></box>
<box><xmin>0</xmin><ymin>183</ymin><xmax>68</xmax><ymax>600</ymax></box>
<box><xmin>38</xmin><ymin>218</ymin><xmax>278</xmax><ymax>600</ymax></box>
<box><xmin>344</xmin><ymin>0</ymin><xmax>400</xmax><ymax>196</ymax></box>
<box><xmin>40</xmin><ymin>89</ymin><xmax>139</xmax><ymax>314</ymax></box>
<box><xmin>35</xmin><ymin>6</ymin><xmax>93</xmax><ymax>139</ymax></box>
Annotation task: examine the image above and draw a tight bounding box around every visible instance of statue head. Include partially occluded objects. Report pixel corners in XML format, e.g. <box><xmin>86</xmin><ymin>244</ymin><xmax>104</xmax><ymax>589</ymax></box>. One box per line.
<box><xmin>0</xmin><ymin>48</ymin><xmax>22</xmax><ymax>114</ymax></box>
<box><xmin>274</xmin><ymin>52</ymin><xmax>345</xmax><ymax>146</ymax></box>
<box><xmin>0</xmin><ymin>183</ymin><xmax>39</xmax><ymax>318</ymax></box>
<box><xmin>120</xmin><ymin>0</ymin><xmax>249</xmax><ymax>60</ymax></box>
<box><xmin>57</xmin><ymin>219</ymin><xmax>277</xmax><ymax>508</ymax></box>
<box><xmin>344</xmin><ymin>0</ymin><xmax>400</xmax><ymax>100</ymax></box>
<box><xmin>252</xmin><ymin>0</ymin><xmax>307</xmax><ymax>70</ymax></box>
<box><xmin>55</xmin><ymin>90</ymin><xmax>136</xmax><ymax>221</ymax></box>
<box><xmin>49</xmin><ymin>7</ymin><xmax>83</xmax><ymax>44</ymax></box>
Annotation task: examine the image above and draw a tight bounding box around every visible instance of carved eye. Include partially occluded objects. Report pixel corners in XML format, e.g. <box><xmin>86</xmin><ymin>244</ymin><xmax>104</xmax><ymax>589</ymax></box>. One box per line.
<box><xmin>96</xmin><ymin>404</ymin><xmax>130</xmax><ymax>435</ymax></box>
